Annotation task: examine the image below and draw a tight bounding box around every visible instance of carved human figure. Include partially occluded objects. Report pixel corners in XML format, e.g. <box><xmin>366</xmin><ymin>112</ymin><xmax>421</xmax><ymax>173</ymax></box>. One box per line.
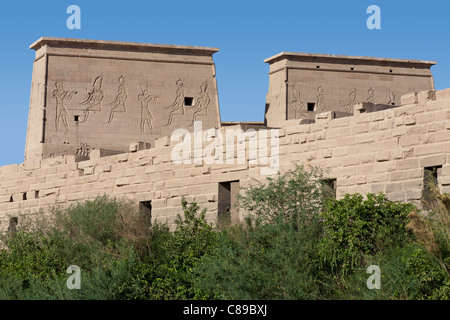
<box><xmin>80</xmin><ymin>76</ymin><xmax>104</xmax><ymax>123</ymax></box>
<box><xmin>106</xmin><ymin>75</ymin><xmax>127</xmax><ymax>124</ymax></box>
<box><xmin>316</xmin><ymin>86</ymin><xmax>327</xmax><ymax>112</ymax></box>
<box><xmin>343</xmin><ymin>88</ymin><xmax>357</xmax><ymax>113</ymax></box>
<box><xmin>138</xmin><ymin>86</ymin><xmax>159</xmax><ymax>134</ymax></box>
<box><xmin>367</xmin><ymin>87</ymin><xmax>375</xmax><ymax>103</ymax></box>
<box><xmin>53</xmin><ymin>81</ymin><xmax>77</xmax><ymax>131</ymax></box>
<box><xmin>276</xmin><ymin>85</ymin><xmax>283</xmax><ymax>110</ymax></box>
<box><xmin>291</xmin><ymin>85</ymin><xmax>305</xmax><ymax>118</ymax></box>
<box><xmin>164</xmin><ymin>79</ymin><xmax>185</xmax><ymax>126</ymax></box>
<box><xmin>388</xmin><ymin>90</ymin><xmax>396</xmax><ymax>105</ymax></box>
<box><xmin>190</xmin><ymin>81</ymin><xmax>211</xmax><ymax>126</ymax></box>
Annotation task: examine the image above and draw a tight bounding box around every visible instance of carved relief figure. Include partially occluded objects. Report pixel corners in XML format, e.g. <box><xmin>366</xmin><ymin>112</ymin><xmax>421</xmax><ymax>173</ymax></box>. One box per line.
<box><xmin>388</xmin><ymin>90</ymin><xmax>396</xmax><ymax>105</ymax></box>
<box><xmin>138</xmin><ymin>85</ymin><xmax>159</xmax><ymax>134</ymax></box>
<box><xmin>271</xmin><ymin>84</ymin><xmax>283</xmax><ymax>115</ymax></box>
<box><xmin>343</xmin><ymin>88</ymin><xmax>357</xmax><ymax>113</ymax></box>
<box><xmin>106</xmin><ymin>75</ymin><xmax>127</xmax><ymax>124</ymax></box>
<box><xmin>80</xmin><ymin>76</ymin><xmax>104</xmax><ymax>123</ymax></box>
<box><xmin>75</xmin><ymin>142</ymin><xmax>90</xmax><ymax>156</ymax></box>
<box><xmin>190</xmin><ymin>81</ymin><xmax>211</xmax><ymax>126</ymax></box>
<box><xmin>53</xmin><ymin>81</ymin><xmax>77</xmax><ymax>131</ymax></box>
<box><xmin>164</xmin><ymin>79</ymin><xmax>185</xmax><ymax>126</ymax></box>
<box><xmin>316</xmin><ymin>86</ymin><xmax>327</xmax><ymax>112</ymax></box>
<box><xmin>367</xmin><ymin>87</ymin><xmax>375</xmax><ymax>103</ymax></box>
<box><xmin>291</xmin><ymin>85</ymin><xmax>305</xmax><ymax>118</ymax></box>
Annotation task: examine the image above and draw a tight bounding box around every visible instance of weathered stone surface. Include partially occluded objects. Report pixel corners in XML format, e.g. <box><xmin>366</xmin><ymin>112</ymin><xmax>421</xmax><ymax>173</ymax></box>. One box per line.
<box><xmin>436</xmin><ymin>88</ymin><xmax>450</xmax><ymax>101</ymax></box>
<box><xmin>1</xmin><ymin>39</ymin><xmax>449</xmax><ymax>232</ymax></box>
<box><xmin>264</xmin><ymin>53</ymin><xmax>435</xmax><ymax>128</ymax></box>
<box><xmin>25</xmin><ymin>37</ymin><xmax>221</xmax><ymax>161</ymax></box>
<box><xmin>418</xmin><ymin>90</ymin><xmax>436</xmax><ymax>104</ymax></box>
<box><xmin>401</xmin><ymin>92</ymin><xmax>418</xmax><ymax>105</ymax></box>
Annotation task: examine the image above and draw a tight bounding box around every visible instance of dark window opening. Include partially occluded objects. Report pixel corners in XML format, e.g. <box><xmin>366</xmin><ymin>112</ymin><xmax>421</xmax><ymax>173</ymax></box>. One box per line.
<box><xmin>351</xmin><ymin>67</ymin><xmax>355</xmax><ymax>71</ymax></box>
<box><xmin>22</xmin><ymin>192</ymin><xmax>27</xmax><ymax>201</ymax></box>
<box><xmin>184</xmin><ymin>97</ymin><xmax>194</xmax><ymax>106</ymax></box>
<box><xmin>218</xmin><ymin>182</ymin><xmax>231</xmax><ymax>226</ymax></box>
<box><xmin>8</xmin><ymin>217</ymin><xmax>18</xmax><ymax>239</ymax></box>
<box><xmin>35</xmin><ymin>190</ymin><xmax>40</xmax><ymax>199</ymax></box>
<box><xmin>74</xmin><ymin>115</ymin><xmax>80</xmax><ymax>122</ymax></box>
<box><xmin>322</xmin><ymin>178</ymin><xmax>337</xmax><ymax>199</ymax></box>
<box><xmin>218</xmin><ymin>180</ymin><xmax>240</xmax><ymax>227</ymax></box>
<box><xmin>139</xmin><ymin>201</ymin><xmax>152</xmax><ymax>226</ymax></box>
<box><xmin>9</xmin><ymin>195</ymin><xmax>13</xmax><ymax>203</ymax></box>
<box><xmin>423</xmin><ymin>166</ymin><xmax>442</xmax><ymax>209</ymax></box>
<box><xmin>316</xmin><ymin>65</ymin><xmax>320</xmax><ymax>69</ymax></box>
<box><xmin>307</xmin><ymin>103</ymin><xmax>315</xmax><ymax>112</ymax></box>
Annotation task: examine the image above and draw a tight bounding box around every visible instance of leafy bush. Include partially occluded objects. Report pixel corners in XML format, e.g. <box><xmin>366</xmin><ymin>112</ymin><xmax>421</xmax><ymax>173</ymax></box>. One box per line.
<box><xmin>0</xmin><ymin>231</ymin><xmax>69</xmax><ymax>300</ymax></box>
<box><xmin>142</xmin><ymin>198</ymin><xmax>219</xmax><ymax>299</ymax></box>
<box><xmin>195</xmin><ymin>165</ymin><xmax>328</xmax><ymax>299</ymax></box>
<box><xmin>194</xmin><ymin>221</ymin><xmax>327</xmax><ymax>300</ymax></box>
<box><xmin>0</xmin><ymin>165</ymin><xmax>448</xmax><ymax>300</ymax></box>
<box><xmin>318</xmin><ymin>193</ymin><xmax>415</xmax><ymax>277</ymax></box>
<box><xmin>237</xmin><ymin>164</ymin><xmax>326</xmax><ymax>228</ymax></box>
<box><xmin>0</xmin><ymin>195</ymin><xmax>153</xmax><ymax>300</ymax></box>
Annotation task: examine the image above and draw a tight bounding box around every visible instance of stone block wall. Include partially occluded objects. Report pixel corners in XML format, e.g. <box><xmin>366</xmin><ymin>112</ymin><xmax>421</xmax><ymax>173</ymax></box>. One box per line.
<box><xmin>2</xmin><ymin>88</ymin><xmax>450</xmax><ymax>232</ymax></box>
<box><xmin>279</xmin><ymin>88</ymin><xmax>450</xmax><ymax>203</ymax></box>
<box><xmin>25</xmin><ymin>38</ymin><xmax>221</xmax><ymax>161</ymax></box>
<box><xmin>264</xmin><ymin>52</ymin><xmax>436</xmax><ymax>127</ymax></box>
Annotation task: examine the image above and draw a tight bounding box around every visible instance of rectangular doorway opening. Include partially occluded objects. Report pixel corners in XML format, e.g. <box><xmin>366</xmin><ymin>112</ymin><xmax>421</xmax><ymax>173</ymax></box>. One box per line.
<box><xmin>8</xmin><ymin>217</ymin><xmax>18</xmax><ymax>239</ymax></box>
<box><xmin>322</xmin><ymin>178</ymin><xmax>337</xmax><ymax>199</ymax></box>
<box><xmin>423</xmin><ymin>166</ymin><xmax>442</xmax><ymax>208</ymax></box>
<box><xmin>218</xmin><ymin>180</ymin><xmax>240</xmax><ymax>227</ymax></box>
<box><xmin>139</xmin><ymin>201</ymin><xmax>152</xmax><ymax>226</ymax></box>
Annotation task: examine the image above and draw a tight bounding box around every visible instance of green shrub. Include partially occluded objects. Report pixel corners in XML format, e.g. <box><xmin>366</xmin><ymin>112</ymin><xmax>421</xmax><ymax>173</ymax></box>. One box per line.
<box><xmin>0</xmin><ymin>231</ymin><xmax>66</xmax><ymax>279</ymax></box>
<box><xmin>194</xmin><ymin>165</ymin><xmax>328</xmax><ymax>299</ymax></box>
<box><xmin>237</xmin><ymin>164</ymin><xmax>326</xmax><ymax>228</ymax></box>
<box><xmin>54</xmin><ymin>195</ymin><xmax>127</xmax><ymax>246</ymax></box>
<box><xmin>0</xmin><ymin>196</ymin><xmax>150</xmax><ymax>300</ymax></box>
<box><xmin>144</xmin><ymin>198</ymin><xmax>219</xmax><ymax>299</ymax></box>
<box><xmin>0</xmin><ymin>165</ymin><xmax>448</xmax><ymax>300</ymax></box>
<box><xmin>194</xmin><ymin>220</ymin><xmax>328</xmax><ymax>300</ymax></box>
<box><xmin>318</xmin><ymin>193</ymin><xmax>415</xmax><ymax>278</ymax></box>
<box><xmin>376</xmin><ymin>244</ymin><xmax>448</xmax><ymax>300</ymax></box>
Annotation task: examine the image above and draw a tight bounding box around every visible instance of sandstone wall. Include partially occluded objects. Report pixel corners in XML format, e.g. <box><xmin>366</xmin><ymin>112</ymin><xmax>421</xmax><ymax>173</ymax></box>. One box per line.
<box><xmin>264</xmin><ymin>52</ymin><xmax>436</xmax><ymax>126</ymax></box>
<box><xmin>25</xmin><ymin>38</ymin><xmax>221</xmax><ymax>161</ymax></box>
<box><xmin>3</xmin><ymin>88</ymin><xmax>450</xmax><ymax>233</ymax></box>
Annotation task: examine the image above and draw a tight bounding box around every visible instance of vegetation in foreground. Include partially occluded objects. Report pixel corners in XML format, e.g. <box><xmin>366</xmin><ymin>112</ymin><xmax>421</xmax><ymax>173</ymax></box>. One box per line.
<box><xmin>0</xmin><ymin>165</ymin><xmax>448</xmax><ymax>300</ymax></box>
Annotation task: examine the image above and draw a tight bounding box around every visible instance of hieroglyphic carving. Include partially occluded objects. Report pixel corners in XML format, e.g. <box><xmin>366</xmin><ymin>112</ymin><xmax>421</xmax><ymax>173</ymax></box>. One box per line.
<box><xmin>53</xmin><ymin>81</ymin><xmax>77</xmax><ymax>131</ymax></box>
<box><xmin>316</xmin><ymin>86</ymin><xmax>327</xmax><ymax>112</ymax></box>
<box><xmin>388</xmin><ymin>90</ymin><xmax>396</xmax><ymax>105</ymax></box>
<box><xmin>367</xmin><ymin>87</ymin><xmax>375</xmax><ymax>103</ymax></box>
<box><xmin>80</xmin><ymin>76</ymin><xmax>104</xmax><ymax>123</ymax></box>
<box><xmin>138</xmin><ymin>85</ymin><xmax>159</xmax><ymax>134</ymax></box>
<box><xmin>164</xmin><ymin>79</ymin><xmax>185</xmax><ymax>126</ymax></box>
<box><xmin>290</xmin><ymin>85</ymin><xmax>305</xmax><ymax>118</ymax></box>
<box><xmin>343</xmin><ymin>88</ymin><xmax>357</xmax><ymax>113</ymax></box>
<box><xmin>271</xmin><ymin>84</ymin><xmax>283</xmax><ymax>116</ymax></box>
<box><xmin>75</xmin><ymin>142</ymin><xmax>90</xmax><ymax>156</ymax></box>
<box><xmin>190</xmin><ymin>81</ymin><xmax>211</xmax><ymax>126</ymax></box>
<box><xmin>106</xmin><ymin>75</ymin><xmax>127</xmax><ymax>124</ymax></box>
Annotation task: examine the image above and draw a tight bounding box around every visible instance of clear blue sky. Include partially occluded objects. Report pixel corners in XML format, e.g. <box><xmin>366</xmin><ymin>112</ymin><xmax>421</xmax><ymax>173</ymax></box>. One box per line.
<box><xmin>0</xmin><ymin>0</ymin><xmax>449</xmax><ymax>166</ymax></box>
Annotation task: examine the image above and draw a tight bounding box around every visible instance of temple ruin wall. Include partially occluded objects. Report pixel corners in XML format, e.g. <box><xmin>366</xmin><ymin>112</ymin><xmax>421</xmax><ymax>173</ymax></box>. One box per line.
<box><xmin>2</xmin><ymin>87</ymin><xmax>450</xmax><ymax>232</ymax></box>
